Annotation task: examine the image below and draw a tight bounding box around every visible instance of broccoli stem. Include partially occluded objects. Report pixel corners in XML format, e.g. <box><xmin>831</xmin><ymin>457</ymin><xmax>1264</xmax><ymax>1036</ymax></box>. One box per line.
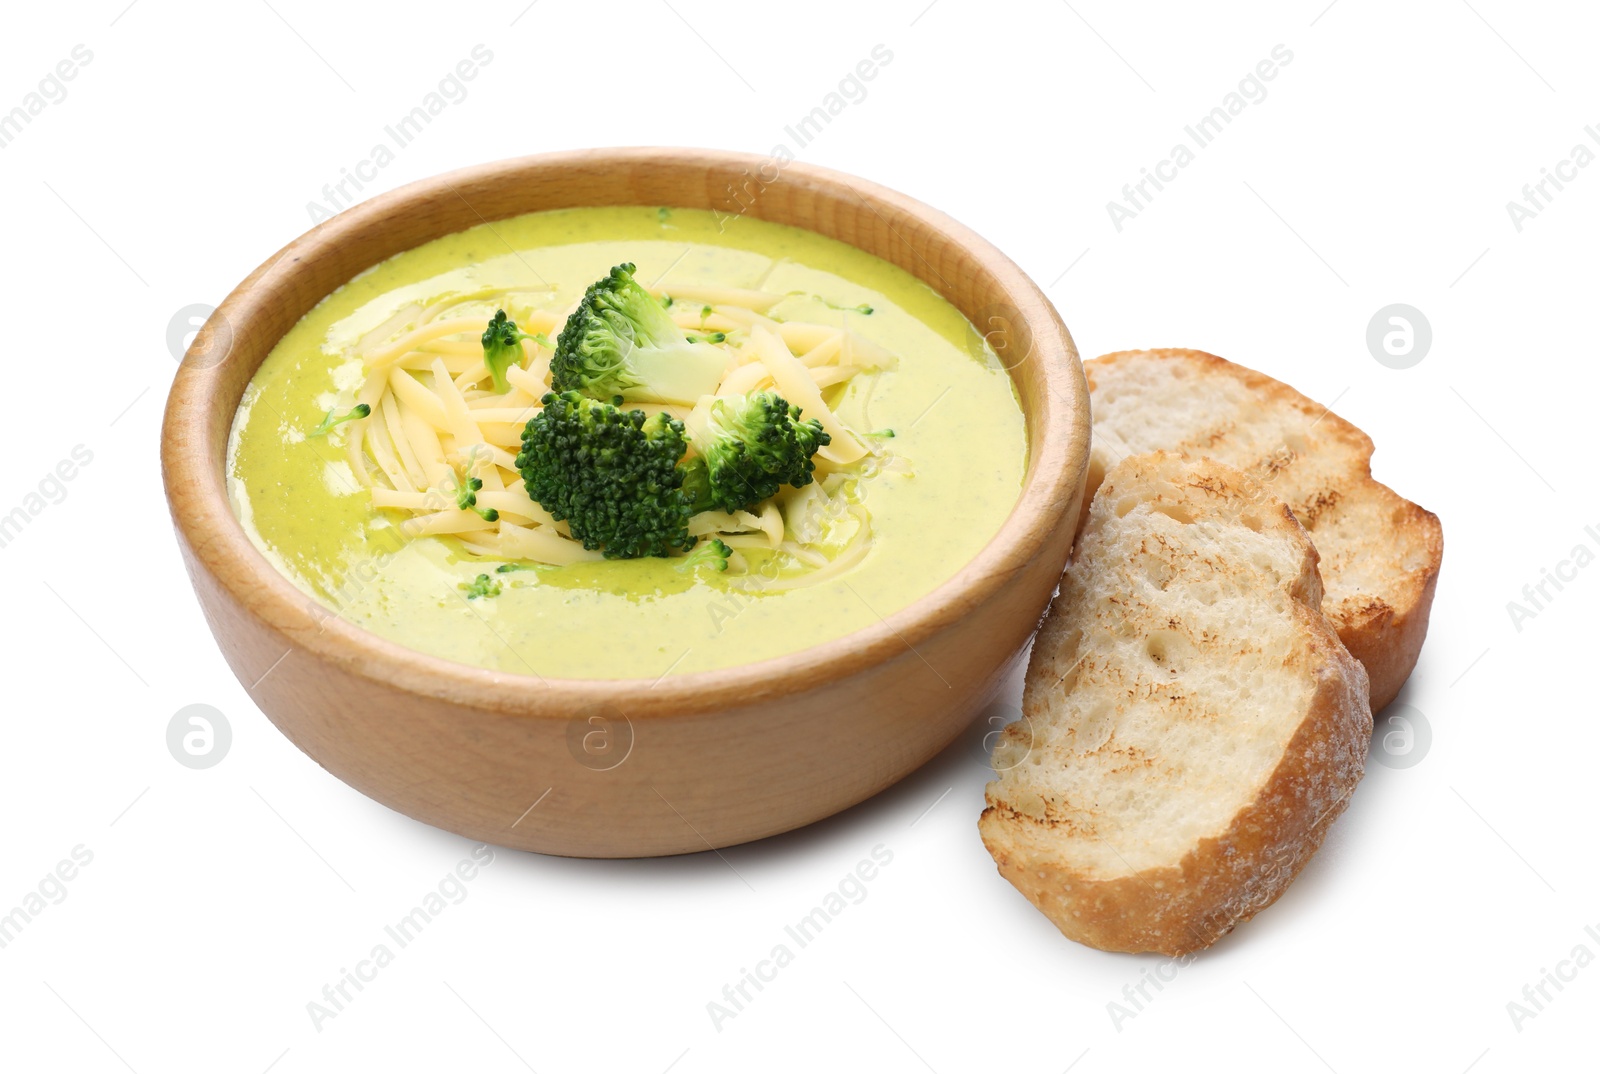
<box><xmin>306</xmin><ymin>403</ymin><xmax>370</xmax><ymax>438</ymax></box>
<box><xmin>453</xmin><ymin>472</ymin><xmax>499</xmax><ymax>522</ymax></box>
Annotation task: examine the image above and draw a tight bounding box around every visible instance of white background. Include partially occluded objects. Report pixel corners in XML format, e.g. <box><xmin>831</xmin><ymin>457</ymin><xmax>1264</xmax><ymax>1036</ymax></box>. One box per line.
<box><xmin>1</xmin><ymin>1</ymin><xmax>1594</xmax><ymax>1071</ymax></box>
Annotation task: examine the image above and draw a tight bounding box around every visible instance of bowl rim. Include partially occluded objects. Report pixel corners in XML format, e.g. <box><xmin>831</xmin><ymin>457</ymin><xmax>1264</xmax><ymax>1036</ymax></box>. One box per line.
<box><xmin>161</xmin><ymin>147</ymin><xmax>1088</xmax><ymax>717</ymax></box>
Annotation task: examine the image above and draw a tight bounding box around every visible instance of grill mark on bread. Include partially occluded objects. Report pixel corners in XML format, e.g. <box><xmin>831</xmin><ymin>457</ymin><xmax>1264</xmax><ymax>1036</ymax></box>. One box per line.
<box><xmin>1079</xmin><ymin>348</ymin><xmax>1443</xmax><ymax>711</ymax></box>
<box><xmin>981</xmin><ymin>452</ymin><xmax>1372</xmax><ymax>955</ymax></box>
<box><xmin>1291</xmin><ymin>488</ymin><xmax>1343</xmax><ymax>529</ymax></box>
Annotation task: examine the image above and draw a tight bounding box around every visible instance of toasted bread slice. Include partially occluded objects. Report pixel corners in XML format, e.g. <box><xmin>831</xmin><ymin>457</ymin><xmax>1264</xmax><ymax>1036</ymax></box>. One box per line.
<box><xmin>1084</xmin><ymin>349</ymin><xmax>1442</xmax><ymax>712</ymax></box>
<box><xmin>981</xmin><ymin>452</ymin><xmax>1371</xmax><ymax>955</ymax></box>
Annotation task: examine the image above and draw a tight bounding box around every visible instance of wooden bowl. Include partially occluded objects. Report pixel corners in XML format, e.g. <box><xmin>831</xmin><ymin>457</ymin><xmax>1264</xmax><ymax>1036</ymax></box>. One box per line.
<box><xmin>161</xmin><ymin>148</ymin><xmax>1090</xmax><ymax>857</ymax></box>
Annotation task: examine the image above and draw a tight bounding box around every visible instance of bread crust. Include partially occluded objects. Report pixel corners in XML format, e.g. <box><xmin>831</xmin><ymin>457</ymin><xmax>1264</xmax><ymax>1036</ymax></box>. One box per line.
<box><xmin>982</xmin><ymin>612</ymin><xmax>1368</xmax><ymax>955</ymax></box>
<box><xmin>1083</xmin><ymin>349</ymin><xmax>1442</xmax><ymax>711</ymax></box>
<box><xmin>981</xmin><ymin>452</ymin><xmax>1371</xmax><ymax>955</ymax></box>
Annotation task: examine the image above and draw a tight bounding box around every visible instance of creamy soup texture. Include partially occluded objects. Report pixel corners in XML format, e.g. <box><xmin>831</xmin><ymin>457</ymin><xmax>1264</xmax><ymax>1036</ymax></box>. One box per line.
<box><xmin>228</xmin><ymin>207</ymin><xmax>1027</xmax><ymax>679</ymax></box>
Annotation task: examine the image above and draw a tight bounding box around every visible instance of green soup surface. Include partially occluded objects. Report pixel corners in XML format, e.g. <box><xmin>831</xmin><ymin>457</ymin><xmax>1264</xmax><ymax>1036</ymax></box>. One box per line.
<box><xmin>228</xmin><ymin>207</ymin><xmax>1027</xmax><ymax>679</ymax></box>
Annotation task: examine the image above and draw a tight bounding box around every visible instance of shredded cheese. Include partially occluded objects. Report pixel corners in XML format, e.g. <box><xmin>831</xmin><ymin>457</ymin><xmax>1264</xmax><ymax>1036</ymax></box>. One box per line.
<box><xmin>651</xmin><ymin>284</ymin><xmax>781</xmax><ymax>311</ymax></box>
<box><xmin>750</xmin><ymin>327</ymin><xmax>868</xmax><ymax>464</ymax></box>
<box><xmin>341</xmin><ymin>283</ymin><xmax>889</xmax><ymax>580</ymax></box>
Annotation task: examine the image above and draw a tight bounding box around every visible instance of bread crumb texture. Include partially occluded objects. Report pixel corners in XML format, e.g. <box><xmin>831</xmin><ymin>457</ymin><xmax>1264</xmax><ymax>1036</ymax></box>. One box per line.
<box><xmin>1082</xmin><ymin>349</ymin><xmax>1442</xmax><ymax>710</ymax></box>
<box><xmin>981</xmin><ymin>451</ymin><xmax>1371</xmax><ymax>955</ymax></box>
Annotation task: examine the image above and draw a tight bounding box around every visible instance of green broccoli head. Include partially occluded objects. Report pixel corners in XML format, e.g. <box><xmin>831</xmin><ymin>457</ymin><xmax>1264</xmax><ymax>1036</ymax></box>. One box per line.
<box><xmin>551</xmin><ymin>263</ymin><xmax>727</xmax><ymax>405</ymax></box>
<box><xmin>481</xmin><ymin>309</ymin><xmax>532</xmax><ymax>395</ymax></box>
<box><xmin>685</xmin><ymin>391</ymin><xmax>832</xmax><ymax>513</ymax></box>
<box><xmin>677</xmin><ymin>538</ymin><xmax>732</xmax><ymax>573</ymax></box>
<box><xmin>516</xmin><ymin>390</ymin><xmax>695</xmax><ymax>558</ymax></box>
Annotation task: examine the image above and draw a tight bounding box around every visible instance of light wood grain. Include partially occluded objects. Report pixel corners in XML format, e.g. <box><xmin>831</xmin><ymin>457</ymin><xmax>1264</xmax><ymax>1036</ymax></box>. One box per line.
<box><xmin>160</xmin><ymin>148</ymin><xmax>1091</xmax><ymax>857</ymax></box>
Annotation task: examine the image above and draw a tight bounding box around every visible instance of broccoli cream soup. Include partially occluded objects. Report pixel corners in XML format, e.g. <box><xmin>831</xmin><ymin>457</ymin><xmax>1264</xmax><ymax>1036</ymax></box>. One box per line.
<box><xmin>228</xmin><ymin>207</ymin><xmax>1026</xmax><ymax>679</ymax></box>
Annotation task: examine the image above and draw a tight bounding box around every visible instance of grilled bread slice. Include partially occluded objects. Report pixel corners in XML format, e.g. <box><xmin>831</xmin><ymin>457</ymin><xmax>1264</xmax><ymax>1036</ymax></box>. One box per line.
<box><xmin>981</xmin><ymin>452</ymin><xmax>1371</xmax><ymax>955</ymax></box>
<box><xmin>1084</xmin><ymin>349</ymin><xmax>1442</xmax><ymax>712</ymax></box>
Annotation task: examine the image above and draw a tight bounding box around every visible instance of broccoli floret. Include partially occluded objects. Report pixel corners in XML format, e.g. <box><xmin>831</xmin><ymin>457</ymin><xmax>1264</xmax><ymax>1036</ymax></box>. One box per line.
<box><xmin>683</xmin><ymin>391</ymin><xmax>831</xmax><ymax>514</ymax></box>
<box><xmin>452</xmin><ymin>471</ymin><xmax>499</xmax><ymax>522</ymax></box>
<box><xmin>495</xmin><ymin>562</ymin><xmax>538</xmax><ymax>574</ymax></box>
<box><xmin>517</xmin><ymin>390</ymin><xmax>695</xmax><ymax>558</ymax></box>
<box><xmin>516</xmin><ymin>385</ymin><xmax>833</xmax><ymax>557</ymax></box>
<box><xmin>550</xmin><ymin>263</ymin><xmax>727</xmax><ymax>405</ymax></box>
<box><xmin>677</xmin><ymin>538</ymin><xmax>731</xmax><ymax>573</ymax></box>
<box><xmin>481</xmin><ymin>309</ymin><xmax>533</xmax><ymax>395</ymax></box>
<box><xmin>460</xmin><ymin>573</ymin><xmax>501</xmax><ymax>599</ymax></box>
<box><xmin>307</xmin><ymin>403</ymin><xmax>370</xmax><ymax>437</ymax></box>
